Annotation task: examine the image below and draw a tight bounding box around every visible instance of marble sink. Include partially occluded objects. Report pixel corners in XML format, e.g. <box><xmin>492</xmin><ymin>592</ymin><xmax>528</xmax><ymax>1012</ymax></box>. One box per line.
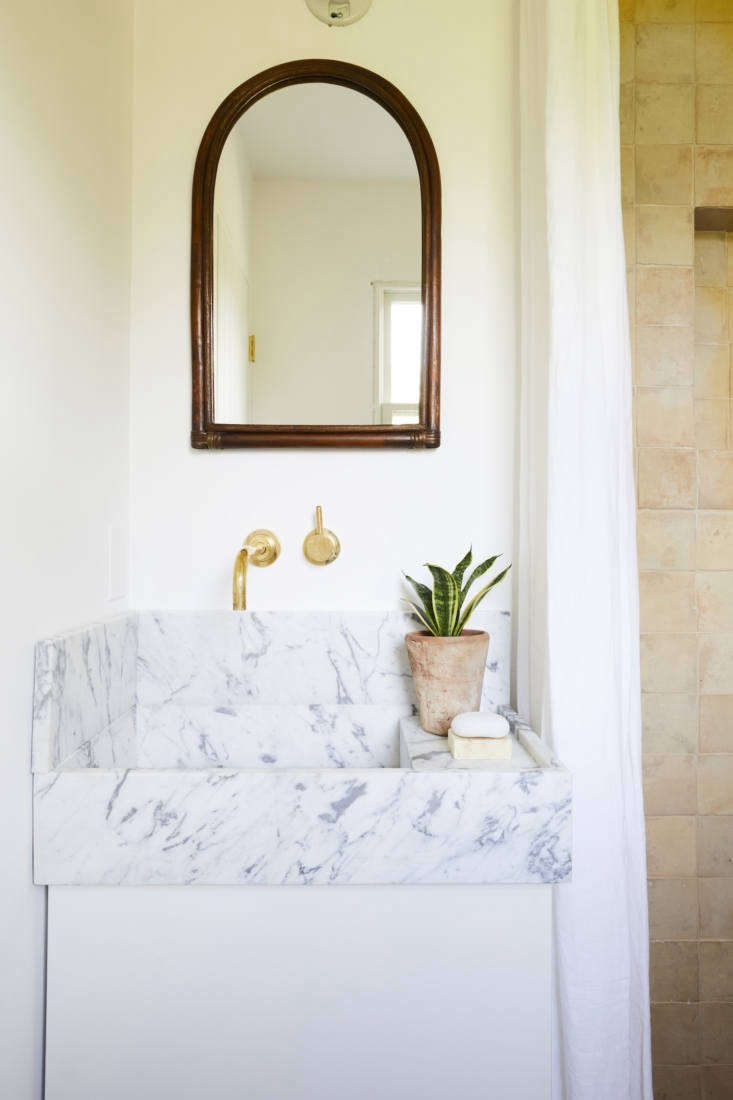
<box><xmin>32</xmin><ymin>611</ymin><xmax>571</xmax><ymax>886</ymax></box>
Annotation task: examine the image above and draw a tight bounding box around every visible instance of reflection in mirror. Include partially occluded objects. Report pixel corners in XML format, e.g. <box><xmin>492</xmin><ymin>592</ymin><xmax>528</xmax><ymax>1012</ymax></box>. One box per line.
<box><xmin>212</xmin><ymin>83</ymin><xmax>421</xmax><ymax>426</ymax></box>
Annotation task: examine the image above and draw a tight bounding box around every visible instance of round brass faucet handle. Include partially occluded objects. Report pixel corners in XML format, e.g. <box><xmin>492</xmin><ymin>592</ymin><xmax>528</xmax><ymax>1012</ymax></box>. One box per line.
<box><xmin>243</xmin><ymin>529</ymin><xmax>281</xmax><ymax>567</ymax></box>
<box><xmin>303</xmin><ymin>506</ymin><xmax>340</xmax><ymax>566</ymax></box>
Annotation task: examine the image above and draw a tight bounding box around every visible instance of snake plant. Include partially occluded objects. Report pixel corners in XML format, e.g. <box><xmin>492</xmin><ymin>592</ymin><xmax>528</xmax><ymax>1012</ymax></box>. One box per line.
<box><xmin>402</xmin><ymin>548</ymin><xmax>511</xmax><ymax>637</ymax></box>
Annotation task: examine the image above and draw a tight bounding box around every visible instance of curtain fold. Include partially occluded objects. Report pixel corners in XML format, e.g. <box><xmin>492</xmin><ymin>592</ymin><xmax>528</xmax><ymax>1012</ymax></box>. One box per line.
<box><xmin>517</xmin><ymin>3</ymin><xmax>652</xmax><ymax>1097</ymax></box>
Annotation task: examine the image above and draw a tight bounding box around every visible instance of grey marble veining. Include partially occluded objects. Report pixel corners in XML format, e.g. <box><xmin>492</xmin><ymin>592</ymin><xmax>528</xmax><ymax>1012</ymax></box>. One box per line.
<box><xmin>33</xmin><ymin>616</ymin><xmax>137</xmax><ymax>771</ymax></box>
<box><xmin>32</xmin><ymin>609</ymin><xmax>571</xmax><ymax>886</ymax></box>
<box><xmin>34</xmin><ymin>735</ymin><xmax>571</xmax><ymax>886</ymax></box>
<box><xmin>136</xmin><ymin>609</ymin><xmax>510</xmax><ymax>709</ymax></box>
<box><xmin>56</xmin><ymin>709</ymin><xmax>138</xmax><ymax>771</ymax></box>
<box><xmin>137</xmin><ymin>703</ymin><xmax>411</xmax><ymax>769</ymax></box>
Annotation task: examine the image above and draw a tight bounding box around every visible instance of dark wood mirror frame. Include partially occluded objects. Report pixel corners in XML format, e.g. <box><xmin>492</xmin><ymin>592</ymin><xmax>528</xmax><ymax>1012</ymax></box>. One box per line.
<box><xmin>190</xmin><ymin>59</ymin><xmax>441</xmax><ymax>449</ymax></box>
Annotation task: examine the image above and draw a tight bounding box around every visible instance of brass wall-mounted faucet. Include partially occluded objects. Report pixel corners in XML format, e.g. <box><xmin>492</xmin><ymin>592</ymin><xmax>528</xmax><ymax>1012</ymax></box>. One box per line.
<box><xmin>303</xmin><ymin>506</ymin><xmax>340</xmax><ymax>566</ymax></box>
<box><xmin>233</xmin><ymin>529</ymin><xmax>281</xmax><ymax>610</ymax></box>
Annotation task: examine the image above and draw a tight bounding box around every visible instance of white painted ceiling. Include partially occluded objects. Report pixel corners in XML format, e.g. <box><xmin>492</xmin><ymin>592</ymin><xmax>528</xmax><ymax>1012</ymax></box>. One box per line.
<box><xmin>229</xmin><ymin>83</ymin><xmax>418</xmax><ymax>181</ymax></box>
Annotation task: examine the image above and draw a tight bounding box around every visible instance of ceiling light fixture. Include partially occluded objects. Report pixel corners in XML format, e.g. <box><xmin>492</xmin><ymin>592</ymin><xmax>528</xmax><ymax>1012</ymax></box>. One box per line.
<box><xmin>305</xmin><ymin>0</ymin><xmax>373</xmax><ymax>28</ymax></box>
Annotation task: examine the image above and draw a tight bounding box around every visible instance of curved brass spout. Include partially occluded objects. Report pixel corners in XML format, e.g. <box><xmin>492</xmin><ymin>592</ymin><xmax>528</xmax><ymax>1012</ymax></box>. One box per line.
<box><xmin>233</xmin><ymin>547</ymin><xmax>250</xmax><ymax>611</ymax></box>
<box><xmin>232</xmin><ymin>529</ymin><xmax>281</xmax><ymax>611</ymax></box>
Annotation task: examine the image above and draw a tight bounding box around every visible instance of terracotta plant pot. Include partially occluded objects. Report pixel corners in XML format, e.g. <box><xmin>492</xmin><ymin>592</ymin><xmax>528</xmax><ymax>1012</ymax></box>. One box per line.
<box><xmin>405</xmin><ymin>629</ymin><xmax>490</xmax><ymax>736</ymax></box>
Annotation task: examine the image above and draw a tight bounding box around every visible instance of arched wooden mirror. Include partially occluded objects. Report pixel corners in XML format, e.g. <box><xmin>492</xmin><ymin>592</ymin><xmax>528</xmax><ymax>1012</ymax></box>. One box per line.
<box><xmin>191</xmin><ymin>60</ymin><xmax>441</xmax><ymax>449</ymax></box>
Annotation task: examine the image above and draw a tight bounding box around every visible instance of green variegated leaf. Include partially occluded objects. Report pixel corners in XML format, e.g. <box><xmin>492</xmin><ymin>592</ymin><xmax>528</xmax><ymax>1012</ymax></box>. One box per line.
<box><xmin>455</xmin><ymin>564</ymin><xmax>512</xmax><ymax>634</ymax></box>
<box><xmin>452</xmin><ymin>547</ymin><xmax>472</xmax><ymax>588</ymax></box>
<box><xmin>459</xmin><ymin>554</ymin><xmax>501</xmax><ymax>610</ymax></box>
<box><xmin>401</xmin><ymin>598</ymin><xmax>438</xmax><ymax>636</ymax></box>
<box><xmin>402</xmin><ymin>573</ymin><xmax>439</xmax><ymax>633</ymax></box>
<box><xmin>426</xmin><ymin>564</ymin><xmax>460</xmax><ymax>636</ymax></box>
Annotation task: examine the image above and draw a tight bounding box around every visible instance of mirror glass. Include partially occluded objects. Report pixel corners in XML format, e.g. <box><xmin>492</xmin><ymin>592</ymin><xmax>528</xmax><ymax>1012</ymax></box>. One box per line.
<box><xmin>212</xmin><ymin>83</ymin><xmax>422</xmax><ymax>426</ymax></box>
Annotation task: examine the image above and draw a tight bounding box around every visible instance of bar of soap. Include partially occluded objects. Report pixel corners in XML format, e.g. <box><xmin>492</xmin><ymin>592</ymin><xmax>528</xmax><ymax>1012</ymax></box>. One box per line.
<box><xmin>448</xmin><ymin>712</ymin><xmax>512</xmax><ymax>760</ymax></box>
<box><xmin>451</xmin><ymin>712</ymin><xmax>510</xmax><ymax>739</ymax></box>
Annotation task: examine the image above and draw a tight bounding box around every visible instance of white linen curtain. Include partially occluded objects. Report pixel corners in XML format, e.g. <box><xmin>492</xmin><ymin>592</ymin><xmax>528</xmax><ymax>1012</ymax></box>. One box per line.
<box><xmin>517</xmin><ymin>3</ymin><xmax>652</xmax><ymax>1098</ymax></box>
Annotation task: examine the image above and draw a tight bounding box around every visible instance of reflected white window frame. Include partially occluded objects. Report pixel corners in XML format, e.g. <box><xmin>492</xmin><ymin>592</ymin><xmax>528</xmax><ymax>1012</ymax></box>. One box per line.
<box><xmin>213</xmin><ymin>211</ymin><xmax>252</xmax><ymax>424</ymax></box>
<box><xmin>372</xmin><ymin>281</ymin><xmax>421</xmax><ymax>425</ymax></box>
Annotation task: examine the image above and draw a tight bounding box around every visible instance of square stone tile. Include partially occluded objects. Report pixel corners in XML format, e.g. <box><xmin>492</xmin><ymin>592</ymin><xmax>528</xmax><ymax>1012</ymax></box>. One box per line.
<box><xmin>642</xmin><ymin>633</ymin><xmax>697</xmax><ymax>691</ymax></box>
<box><xmin>696</xmin><ymin>24</ymin><xmax>733</xmax><ymax>84</ymax></box>
<box><xmin>695</xmin><ymin>399</ymin><xmax>729</xmax><ymax>449</ymax></box>
<box><xmin>643</xmin><ymin>754</ymin><xmax>697</xmax><ymax>814</ymax></box>
<box><xmin>699</xmin><ymin>755</ymin><xmax>733</xmax><ymax>814</ymax></box>
<box><xmin>635</xmin><ymin>23</ymin><xmax>694</xmax><ymax>83</ymax></box>
<box><xmin>651</xmin><ymin>940</ymin><xmax>699</xmax><ymax>1002</ymax></box>
<box><xmin>696</xmin><ymin>233</ymin><xmax>727</xmax><ymax>289</ymax></box>
<box><xmin>698</xmin><ymin>513</ymin><xmax>733</xmax><ymax>570</ymax></box>
<box><xmin>640</xmin><ymin>571</ymin><xmax>696</xmax><ymax>631</ymax></box>
<box><xmin>695</xmin><ymin>346</ymin><xmax>729</xmax><ymax>397</ymax></box>
<box><xmin>639</xmin><ymin>510</ymin><xmax>695</xmax><ymax>570</ymax></box>
<box><xmin>701</xmin><ymin>1003</ymin><xmax>733</xmax><ymax>1065</ymax></box>
<box><xmin>702</xmin><ymin>1066</ymin><xmax>733</xmax><ymax>1100</ymax></box>
<box><xmin>697</xmin><ymin>86</ymin><xmax>733</xmax><ymax>145</ymax></box>
<box><xmin>696</xmin><ymin>287</ymin><xmax>728</xmax><ymax>342</ymax></box>
<box><xmin>638</xmin><ymin>389</ymin><xmax>695</xmax><ymax>447</ymax></box>
<box><xmin>637</xmin><ymin>145</ymin><xmax>693</xmax><ymax>205</ymax></box>
<box><xmin>696</xmin><ymin>148</ymin><xmax>733</xmax><ymax>207</ymax></box>
<box><xmin>699</xmin><ymin>635</ymin><xmax>733</xmax><ymax>694</ymax></box>
<box><xmin>699</xmin><ymin>695</ymin><xmax>733</xmax><ymax>753</ymax></box>
<box><xmin>638</xmin><ymin>267</ymin><xmax>694</xmax><ymax>326</ymax></box>
<box><xmin>699</xmin><ymin>454</ymin><xmax>733</xmax><ymax>509</ymax></box>
<box><xmin>636</xmin><ymin>84</ymin><xmax>694</xmax><ymax>144</ymax></box>
<box><xmin>649</xmin><ymin>877</ymin><xmax>699</xmax><ymax>940</ymax></box>
<box><xmin>638</xmin><ymin>448</ymin><xmax>696</xmax><ymax>508</ymax></box>
<box><xmin>643</xmin><ymin>693</ymin><xmax>698</xmax><ymax>753</ymax></box>
<box><xmin>697</xmin><ymin>572</ymin><xmax>733</xmax><ymax>632</ymax></box>
<box><xmin>698</xmin><ymin>816</ymin><xmax>733</xmax><ymax>876</ymax></box>
<box><xmin>638</xmin><ymin>206</ymin><xmax>693</xmax><ymax>266</ymax></box>
<box><xmin>700</xmin><ymin>941</ymin><xmax>733</xmax><ymax>1003</ymax></box>
<box><xmin>647</xmin><ymin>815</ymin><xmax>697</xmax><ymax>876</ymax></box>
<box><xmin>651</xmin><ymin>1003</ymin><xmax>701</xmax><ymax>1064</ymax></box>
<box><xmin>637</xmin><ymin>326</ymin><xmax>694</xmax><ymax>387</ymax></box>
<box><xmin>700</xmin><ymin>878</ymin><xmax>733</xmax><ymax>938</ymax></box>
<box><xmin>654</xmin><ymin>1066</ymin><xmax>701</xmax><ymax>1100</ymax></box>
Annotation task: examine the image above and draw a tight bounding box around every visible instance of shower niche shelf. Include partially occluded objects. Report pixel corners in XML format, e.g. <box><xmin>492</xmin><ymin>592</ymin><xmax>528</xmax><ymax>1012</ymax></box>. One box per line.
<box><xmin>694</xmin><ymin>207</ymin><xmax>733</xmax><ymax>232</ymax></box>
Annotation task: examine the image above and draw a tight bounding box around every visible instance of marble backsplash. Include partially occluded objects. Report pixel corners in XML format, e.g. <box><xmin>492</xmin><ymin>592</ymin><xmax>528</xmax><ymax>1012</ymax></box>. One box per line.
<box><xmin>33</xmin><ymin>610</ymin><xmax>511</xmax><ymax>771</ymax></box>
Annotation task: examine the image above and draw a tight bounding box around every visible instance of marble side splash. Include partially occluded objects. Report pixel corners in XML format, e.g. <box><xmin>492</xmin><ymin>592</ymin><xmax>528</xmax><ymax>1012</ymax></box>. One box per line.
<box><xmin>32</xmin><ymin>615</ymin><xmax>137</xmax><ymax>771</ymax></box>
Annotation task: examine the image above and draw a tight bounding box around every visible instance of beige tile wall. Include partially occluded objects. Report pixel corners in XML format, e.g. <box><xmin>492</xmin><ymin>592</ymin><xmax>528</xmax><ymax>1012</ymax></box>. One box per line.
<box><xmin>621</xmin><ymin>2</ymin><xmax>733</xmax><ymax>1096</ymax></box>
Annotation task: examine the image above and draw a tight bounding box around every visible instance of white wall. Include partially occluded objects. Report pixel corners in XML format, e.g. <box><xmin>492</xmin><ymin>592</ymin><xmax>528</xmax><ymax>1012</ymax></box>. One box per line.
<box><xmin>251</xmin><ymin>177</ymin><xmax>420</xmax><ymax>424</ymax></box>
<box><xmin>129</xmin><ymin>0</ymin><xmax>518</xmax><ymax>611</ymax></box>
<box><xmin>0</xmin><ymin>3</ymin><xmax>133</xmax><ymax>1097</ymax></box>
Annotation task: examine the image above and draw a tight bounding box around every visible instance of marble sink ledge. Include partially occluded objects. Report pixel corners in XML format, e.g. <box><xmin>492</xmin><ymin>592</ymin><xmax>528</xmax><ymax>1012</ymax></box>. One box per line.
<box><xmin>32</xmin><ymin>609</ymin><xmax>571</xmax><ymax>887</ymax></box>
<box><xmin>33</xmin><ymin>709</ymin><xmax>570</xmax><ymax>888</ymax></box>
